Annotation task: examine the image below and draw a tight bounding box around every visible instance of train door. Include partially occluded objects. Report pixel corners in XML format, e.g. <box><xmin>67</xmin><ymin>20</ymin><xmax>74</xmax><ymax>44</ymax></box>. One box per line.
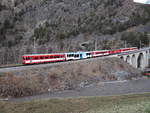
<box><xmin>80</xmin><ymin>54</ymin><xmax>83</xmax><ymax>59</ymax></box>
<box><xmin>30</xmin><ymin>57</ymin><xmax>32</xmax><ymax>64</ymax></box>
<box><xmin>78</xmin><ymin>52</ymin><xmax>84</xmax><ymax>59</ymax></box>
<box><xmin>81</xmin><ymin>52</ymin><xmax>87</xmax><ymax>59</ymax></box>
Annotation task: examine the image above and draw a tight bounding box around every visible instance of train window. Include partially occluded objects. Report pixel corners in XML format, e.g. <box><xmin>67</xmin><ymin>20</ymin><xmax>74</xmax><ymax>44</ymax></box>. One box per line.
<box><xmin>55</xmin><ymin>56</ymin><xmax>58</xmax><ymax>58</ymax></box>
<box><xmin>40</xmin><ymin>56</ymin><xmax>44</xmax><ymax>59</ymax></box>
<box><xmin>50</xmin><ymin>56</ymin><xmax>53</xmax><ymax>58</ymax></box>
<box><xmin>56</xmin><ymin>56</ymin><xmax>59</xmax><ymax>58</ymax></box>
<box><xmin>46</xmin><ymin>56</ymin><xmax>49</xmax><ymax>59</ymax></box>
<box><xmin>86</xmin><ymin>53</ymin><xmax>91</xmax><ymax>55</ymax></box>
<box><xmin>68</xmin><ymin>54</ymin><xmax>71</xmax><ymax>57</ymax></box>
<box><xmin>26</xmin><ymin>57</ymin><xmax>30</xmax><ymax>60</ymax></box>
<box><xmin>30</xmin><ymin>57</ymin><xmax>32</xmax><ymax>60</ymax></box>
<box><xmin>75</xmin><ymin>54</ymin><xmax>79</xmax><ymax>57</ymax></box>
<box><xmin>34</xmin><ymin>57</ymin><xmax>38</xmax><ymax>60</ymax></box>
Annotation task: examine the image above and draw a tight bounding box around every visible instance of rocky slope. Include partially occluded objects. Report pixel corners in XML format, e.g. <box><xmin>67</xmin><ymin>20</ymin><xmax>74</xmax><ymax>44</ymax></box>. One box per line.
<box><xmin>0</xmin><ymin>0</ymin><xmax>150</xmax><ymax>64</ymax></box>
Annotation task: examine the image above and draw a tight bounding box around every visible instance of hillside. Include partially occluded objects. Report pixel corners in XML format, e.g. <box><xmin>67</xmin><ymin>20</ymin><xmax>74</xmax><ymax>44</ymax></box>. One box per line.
<box><xmin>0</xmin><ymin>0</ymin><xmax>150</xmax><ymax>64</ymax></box>
<box><xmin>0</xmin><ymin>57</ymin><xmax>141</xmax><ymax>98</ymax></box>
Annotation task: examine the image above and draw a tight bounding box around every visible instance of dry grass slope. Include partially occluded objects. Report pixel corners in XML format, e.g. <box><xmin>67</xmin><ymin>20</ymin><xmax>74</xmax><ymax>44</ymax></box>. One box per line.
<box><xmin>0</xmin><ymin>58</ymin><xmax>141</xmax><ymax>97</ymax></box>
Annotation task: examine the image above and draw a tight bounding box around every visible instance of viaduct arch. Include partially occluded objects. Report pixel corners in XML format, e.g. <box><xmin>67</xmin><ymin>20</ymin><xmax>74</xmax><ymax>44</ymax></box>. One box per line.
<box><xmin>119</xmin><ymin>49</ymin><xmax>149</xmax><ymax>70</ymax></box>
<box><xmin>137</xmin><ymin>53</ymin><xmax>144</xmax><ymax>69</ymax></box>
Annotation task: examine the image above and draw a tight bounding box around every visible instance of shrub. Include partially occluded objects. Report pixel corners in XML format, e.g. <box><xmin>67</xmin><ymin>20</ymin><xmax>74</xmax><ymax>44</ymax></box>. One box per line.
<box><xmin>121</xmin><ymin>32</ymin><xmax>149</xmax><ymax>48</ymax></box>
<box><xmin>33</xmin><ymin>25</ymin><xmax>50</xmax><ymax>45</ymax></box>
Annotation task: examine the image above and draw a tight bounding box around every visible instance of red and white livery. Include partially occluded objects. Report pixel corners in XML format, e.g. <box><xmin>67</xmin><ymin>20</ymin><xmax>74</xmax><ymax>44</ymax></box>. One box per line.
<box><xmin>22</xmin><ymin>47</ymin><xmax>138</xmax><ymax>64</ymax></box>
<box><xmin>22</xmin><ymin>53</ymin><xmax>65</xmax><ymax>64</ymax></box>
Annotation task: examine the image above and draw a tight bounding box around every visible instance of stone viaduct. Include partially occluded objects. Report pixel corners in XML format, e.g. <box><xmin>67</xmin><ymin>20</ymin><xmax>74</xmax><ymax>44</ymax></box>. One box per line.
<box><xmin>117</xmin><ymin>48</ymin><xmax>150</xmax><ymax>70</ymax></box>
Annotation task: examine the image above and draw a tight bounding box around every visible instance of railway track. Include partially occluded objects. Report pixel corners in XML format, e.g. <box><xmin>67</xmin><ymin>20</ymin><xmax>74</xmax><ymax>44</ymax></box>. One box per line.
<box><xmin>0</xmin><ymin>64</ymin><xmax>24</xmax><ymax>69</ymax></box>
<box><xmin>0</xmin><ymin>55</ymin><xmax>117</xmax><ymax>73</ymax></box>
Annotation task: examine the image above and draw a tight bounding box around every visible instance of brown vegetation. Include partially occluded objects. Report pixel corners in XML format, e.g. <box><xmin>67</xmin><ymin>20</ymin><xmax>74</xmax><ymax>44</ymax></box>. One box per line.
<box><xmin>0</xmin><ymin>0</ymin><xmax>150</xmax><ymax>65</ymax></box>
<box><xmin>0</xmin><ymin>58</ymin><xmax>141</xmax><ymax>98</ymax></box>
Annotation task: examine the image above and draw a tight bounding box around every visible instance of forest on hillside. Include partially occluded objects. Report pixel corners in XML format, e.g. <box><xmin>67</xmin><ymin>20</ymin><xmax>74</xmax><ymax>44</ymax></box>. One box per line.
<box><xmin>0</xmin><ymin>0</ymin><xmax>150</xmax><ymax>65</ymax></box>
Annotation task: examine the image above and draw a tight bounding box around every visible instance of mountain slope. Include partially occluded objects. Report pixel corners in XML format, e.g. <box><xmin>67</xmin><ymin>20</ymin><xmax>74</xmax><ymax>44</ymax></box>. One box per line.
<box><xmin>0</xmin><ymin>0</ymin><xmax>150</xmax><ymax>64</ymax></box>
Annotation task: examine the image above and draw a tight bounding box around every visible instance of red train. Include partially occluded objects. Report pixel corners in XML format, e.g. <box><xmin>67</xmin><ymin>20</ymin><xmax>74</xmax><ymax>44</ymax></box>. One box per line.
<box><xmin>22</xmin><ymin>47</ymin><xmax>138</xmax><ymax>64</ymax></box>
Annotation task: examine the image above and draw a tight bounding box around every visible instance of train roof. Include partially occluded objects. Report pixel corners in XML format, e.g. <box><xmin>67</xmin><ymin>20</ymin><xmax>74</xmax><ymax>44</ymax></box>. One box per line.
<box><xmin>66</xmin><ymin>51</ymin><xmax>85</xmax><ymax>54</ymax></box>
<box><xmin>92</xmin><ymin>50</ymin><xmax>109</xmax><ymax>52</ymax></box>
<box><xmin>23</xmin><ymin>53</ymin><xmax>65</xmax><ymax>57</ymax></box>
<box><xmin>22</xmin><ymin>50</ymin><xmax>108</xmax><ymax>57</ymax></box>
<box><xmin>117</xmin><ymin>47</ymin><xmax>137</xmax><ymax>49</ymax></box>
<box><xmin>22</xmin><ymin>51</ymin><xmax>85</xmax><ymax>57</ymax></box>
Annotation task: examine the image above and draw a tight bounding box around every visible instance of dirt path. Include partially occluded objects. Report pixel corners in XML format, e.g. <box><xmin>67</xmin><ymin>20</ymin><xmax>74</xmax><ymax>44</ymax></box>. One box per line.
<box><xmin>3</xmin><ymin>78</ymin><xmax>150</xmax><ymax>102</ymax></box>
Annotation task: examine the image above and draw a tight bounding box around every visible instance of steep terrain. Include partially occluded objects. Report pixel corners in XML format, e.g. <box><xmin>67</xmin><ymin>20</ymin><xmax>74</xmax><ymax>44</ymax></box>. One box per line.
<box><xmin>0</xmin><ymin>0</ymin><xmax>150</xmax><ymax>64</ymax></box>
<box><xmin>0</xmin><ymin>58</ymin><xmax>141</xmax><ymax>98</ymax></box>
